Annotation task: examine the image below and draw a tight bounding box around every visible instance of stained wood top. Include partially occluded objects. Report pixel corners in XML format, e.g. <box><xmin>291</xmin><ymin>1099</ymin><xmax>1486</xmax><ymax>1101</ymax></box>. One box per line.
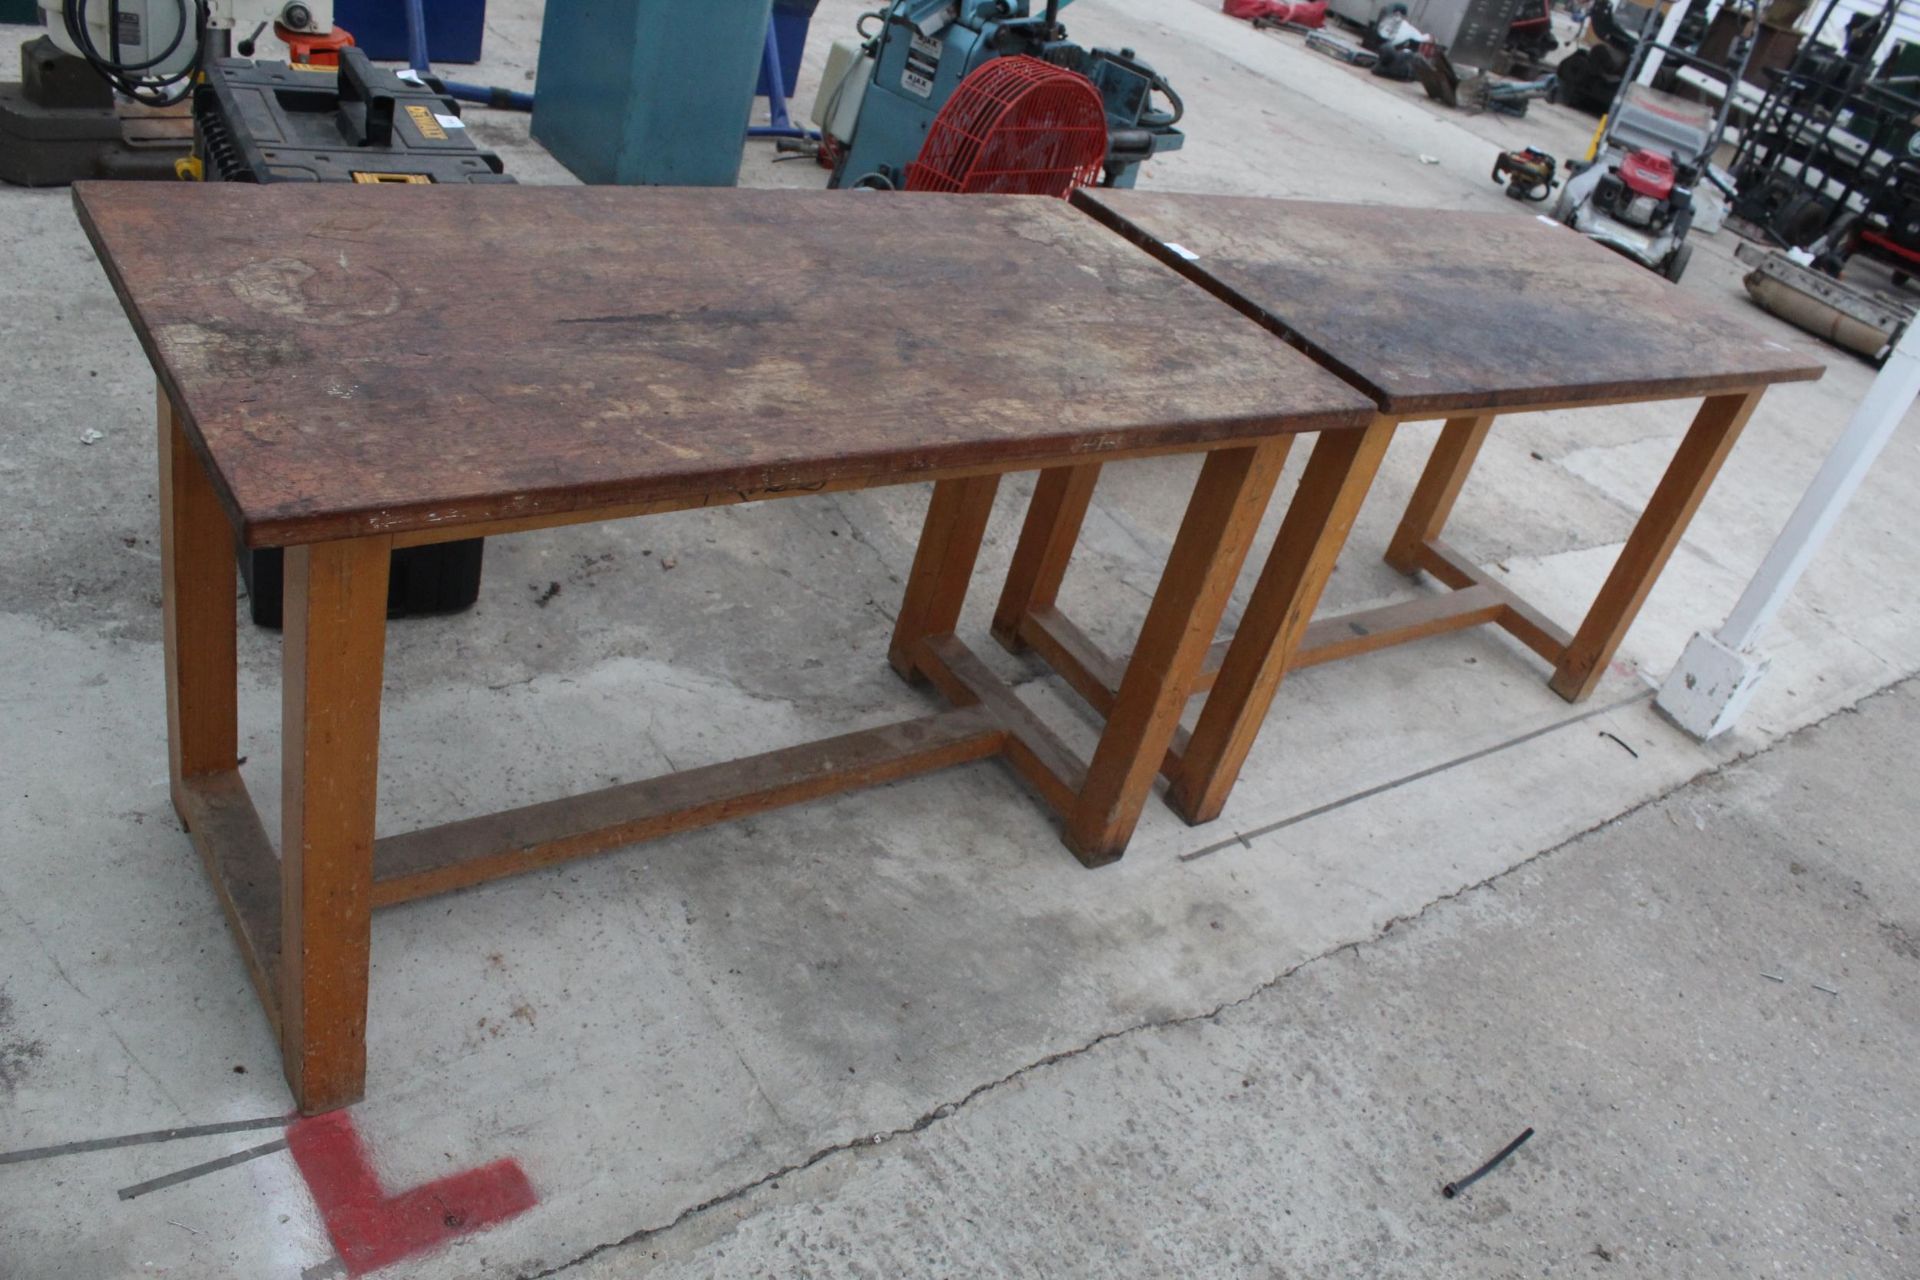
<box><xmin>1073</xmin><ymin>190</ymin><xmax>1825</xmax><ymax>416</ymax></box>
<box><xmin>73</xmin><ymin>183</ymin><xmax>1373</xmax><ymax>546</ymax></box>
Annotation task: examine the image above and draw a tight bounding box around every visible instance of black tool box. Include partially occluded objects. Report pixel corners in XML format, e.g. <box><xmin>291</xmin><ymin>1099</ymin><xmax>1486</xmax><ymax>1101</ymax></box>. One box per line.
<box><xmin>194</xmin><ymin>47</ymin><xmax>512</xmax><ymax>185</ymax></box>
<box><xmin>194</xmin><ymin>47</ymin><xmax>503</xmax><ymax>627</ymax></box>
<box><xmin>238</xmin><ymin>536</ymin><xmax>488</xmax><ymax>630</ymax></box>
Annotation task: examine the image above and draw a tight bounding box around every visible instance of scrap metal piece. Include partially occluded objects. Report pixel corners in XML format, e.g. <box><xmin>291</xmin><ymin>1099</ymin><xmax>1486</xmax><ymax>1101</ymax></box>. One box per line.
<box><xmin>1414</xmin><ymin>48</ymin><xmax>1459</xmax><ymax>108</ymax></box>
<box><xmin>1305</xmin><ymin>30</ymin><xmax>1378</xmax><ymax>67</ymax></box>
<box><xmin>1442</xmin><ymin>1126</ymin><xmax>1535</xmax><ymax>1199</ymax></box>
<box><xmin>1734</xmin><ymin>240</ymin><xmax>1913</xmax><ymax>361</ymax></box>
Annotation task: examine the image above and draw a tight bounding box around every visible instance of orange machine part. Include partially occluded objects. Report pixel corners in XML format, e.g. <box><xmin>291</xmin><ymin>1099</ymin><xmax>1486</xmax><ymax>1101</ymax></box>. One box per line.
<box><xmin>278</xmin><ymin>23</ymin><xmax>357</xmax><ymax>67</ymax></box>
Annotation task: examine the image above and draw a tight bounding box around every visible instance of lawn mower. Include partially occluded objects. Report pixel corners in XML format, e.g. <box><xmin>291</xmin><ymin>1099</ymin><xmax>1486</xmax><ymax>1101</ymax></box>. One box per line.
<box><xmin>1553</xmin><ymin>85</ymin><xmax>1710</xmax><ymax>280</ymax></box>
<box><xmin>1552</xmin><ymin>7</ymin><xmax>1757</xmax><ymax>282</ymax></box>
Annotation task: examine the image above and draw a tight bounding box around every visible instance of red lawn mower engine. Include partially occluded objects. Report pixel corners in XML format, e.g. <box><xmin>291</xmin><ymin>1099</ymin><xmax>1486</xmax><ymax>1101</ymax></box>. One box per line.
<box><xmin>1564</xmin><ymin>146</ymin><xmax>1698</xmax><ymax>280</ymax></box>
<box><xmin>1553</xmin><ymin>83</ymin><xmax>1709</xmax><ymax>282</ymax></box>
<box><xmin>1593</xmin><ymin>150</ymin><xmax>1692</xmax><ymax>237</ymax></box>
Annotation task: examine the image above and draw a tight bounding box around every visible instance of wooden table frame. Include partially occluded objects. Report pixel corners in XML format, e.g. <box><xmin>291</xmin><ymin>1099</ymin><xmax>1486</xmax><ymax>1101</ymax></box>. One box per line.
<box><xmin>990</xmin><ymin>383</ymin><xmax>1769</xmax><ymax>825</ymax></box>
<box><xmin>157</xmin><ymin>388</ymin><xmax>1346</xmax><ymax>1114</ymax></box>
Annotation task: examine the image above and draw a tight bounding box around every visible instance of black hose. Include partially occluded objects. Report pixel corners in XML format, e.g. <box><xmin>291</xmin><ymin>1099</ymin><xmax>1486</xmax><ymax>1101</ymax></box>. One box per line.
<box><xmin>65</xmin><ymin>0</ymin><xmax>191</xmax><ymax>73</ymax></box>
<box><xmin>62</xmin><ymin>0</ymin><xmax>205</xmax><ymax>105</ymax></box>
<box><xmin>1154</xmin><ymin>73</ymin><xmax>1185</xmax><ymax>126</ymax></box>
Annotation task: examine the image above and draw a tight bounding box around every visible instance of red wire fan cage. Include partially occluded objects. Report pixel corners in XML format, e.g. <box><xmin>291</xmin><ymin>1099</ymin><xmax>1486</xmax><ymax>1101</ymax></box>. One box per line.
<box><xmin>905</xmin><ymin>56</ymin><xmax>1108</xmax><ymax>197</ymax></box>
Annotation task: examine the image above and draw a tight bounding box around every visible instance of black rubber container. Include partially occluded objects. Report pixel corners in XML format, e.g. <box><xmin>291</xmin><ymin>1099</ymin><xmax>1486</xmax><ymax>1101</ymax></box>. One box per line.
<box><xmin>240</xmin><ymin>541</ymin><xmax>486</xmax><ymax>630</ymax></box>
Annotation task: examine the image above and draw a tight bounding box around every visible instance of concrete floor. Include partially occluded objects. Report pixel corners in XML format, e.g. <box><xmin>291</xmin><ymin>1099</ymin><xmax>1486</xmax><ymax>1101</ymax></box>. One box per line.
<box><xmin>573</xmin><ymin>677</ymin><xmax>1920</xmax><ymax>1280</ymax></box>
<box><xmin>1</xmin><ymin>2</ymin><xmax>1917</xmax><ymax>1277</ymax></box>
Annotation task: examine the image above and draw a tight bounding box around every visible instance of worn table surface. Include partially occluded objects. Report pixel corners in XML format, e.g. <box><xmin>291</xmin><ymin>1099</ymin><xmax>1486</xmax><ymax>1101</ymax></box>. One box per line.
<box><xmin>1073</xmin><ymin>190</ymin><xmax>1826</xmax><ymax>416</ymax></box>
<box><xmin>74</xmin><ymin>183</ymin><xmax>1373</xmax><ymax>547</ymax></box>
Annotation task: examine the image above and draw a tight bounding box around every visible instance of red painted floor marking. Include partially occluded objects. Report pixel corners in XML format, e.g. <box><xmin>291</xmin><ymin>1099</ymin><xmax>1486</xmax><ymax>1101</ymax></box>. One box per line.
<box><xmin>287</xmin><ymin>1112</ymin><xmax>537</xmax><ymax>1277</ymax></box>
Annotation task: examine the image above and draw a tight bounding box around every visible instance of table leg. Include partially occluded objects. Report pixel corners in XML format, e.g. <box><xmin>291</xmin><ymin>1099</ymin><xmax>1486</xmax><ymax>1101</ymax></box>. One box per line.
<box><xmin>158</xmin><ymin>388</ymin><xmax>237</xmax><ymax>824</ymax></box>
<box><xmin>1065</xmin><ymin>439</ymin><xmax>1292</xmax><ymax>865</ymax></box>
<box><xmin>1383</xmin><ymin>413</ymin><xmax>1494</xmax><ymax>576</ymax></box>
<box><xmin>281</xmin><ymin>537</ymin><xmax>390</xmax><ymax>1114</ymax></box>
<box><xmin>991</xmin><ymin>463</ymin><xmax>1102</xmax><ymax>652</ymax></box>
<box><xmin>1169</xmin><ymin>419</ymin><xmax>1396</xmax><ymax>826</ymax></box>
<box><xmin>1549</xmin><ymin>389</ymin><xmax>1763</xmax><ymax>702</ymax></box>
<box><xmin>889</xmin><ymin>474</ymin><xmax>1001</xmax><ymax>683</ymax></box>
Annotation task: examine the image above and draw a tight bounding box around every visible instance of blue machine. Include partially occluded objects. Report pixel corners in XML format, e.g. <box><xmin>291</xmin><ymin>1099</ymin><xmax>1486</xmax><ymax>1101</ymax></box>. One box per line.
<box><xmin>824</xmin><ymin>0</ymin><xmax>1183</xmax><ymax>191</ymax></box>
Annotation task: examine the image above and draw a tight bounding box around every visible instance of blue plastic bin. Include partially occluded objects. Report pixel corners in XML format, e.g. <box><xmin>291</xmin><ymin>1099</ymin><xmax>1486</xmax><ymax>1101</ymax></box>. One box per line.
<box><xmin>334</xmin><ymin>0</ymin><xmax>486</xmax><ymax>65</ymax></box>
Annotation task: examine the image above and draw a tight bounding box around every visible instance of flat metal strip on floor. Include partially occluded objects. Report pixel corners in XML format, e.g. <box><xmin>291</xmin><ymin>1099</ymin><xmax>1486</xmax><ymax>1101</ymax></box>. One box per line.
<box><xmin>1178</xmin><ymin>690</ymin><xmax>1654</xmax><ymax>862</ymax></box>
<box><xmin>0</xmin><ymin>1115</ymin><xmax>289</xmax><ymax>1167</ymax></box>
<box><xmin>115</xmin><ymin>1138</ymin><xmax>291</xmax><ymax>1200</ymax></box>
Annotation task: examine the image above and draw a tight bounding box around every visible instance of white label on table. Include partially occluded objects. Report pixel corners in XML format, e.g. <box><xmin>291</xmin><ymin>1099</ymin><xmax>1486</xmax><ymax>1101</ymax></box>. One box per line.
<box><xmin>1164</xmin><ymin>242</ymin><xmax>1200</xmax><ymax>261</ymax></box>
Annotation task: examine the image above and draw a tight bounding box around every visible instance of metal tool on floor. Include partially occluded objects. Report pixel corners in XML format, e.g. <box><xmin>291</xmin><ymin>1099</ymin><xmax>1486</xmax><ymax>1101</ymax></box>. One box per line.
<box><xmin>1733</xmin><ymin>239</ymin><xmax>1912</xmax><ymax>361</ymax></box>
<box><xmin>1491</xmin><ymin>146</ymin><xmax>1557</xmax><ymax>201</ymax></box>
<box><xmin>1441</xmin><ymin>1127</ymin><xmax>1535</xmax><ymax>1198</ymax></box>
<box><xmin>1458</xmin><ymin>70</ymin><xmax>1557</xmax><ymax>116</ymax></box>
<box><xmin>1304</xmin><ymin>28</ymin><xmax>1378</xmax><ymax>67</ymax></box>
<box><xmin>39</xmin><ymin>0</ymin><xmax>334</xmax><ymax>103</ymax></box>
<box><xmin>810</xmin><ymin>0</ymin><xmax>1183</xmax><ymax>191</ymax></box>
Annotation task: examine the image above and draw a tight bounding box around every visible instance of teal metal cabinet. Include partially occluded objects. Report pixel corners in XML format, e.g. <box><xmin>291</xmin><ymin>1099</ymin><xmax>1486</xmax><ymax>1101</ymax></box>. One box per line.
<box><xmin>532</xmin><ymin>0</ymin><xmax>773</xmax><ymax>186</ymax></box>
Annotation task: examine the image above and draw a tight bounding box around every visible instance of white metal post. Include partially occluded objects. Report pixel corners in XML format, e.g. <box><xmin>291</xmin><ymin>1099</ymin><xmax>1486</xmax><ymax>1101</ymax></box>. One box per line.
<box><xmin>1635</xmin><ymin>0</ymin><xmax>1698</xmax><ymax>86</ymax></box>
<box><xmin>1657</xmin><ymin>320</ymin><xmax>1920</xmax><ymax>739</ymax></box>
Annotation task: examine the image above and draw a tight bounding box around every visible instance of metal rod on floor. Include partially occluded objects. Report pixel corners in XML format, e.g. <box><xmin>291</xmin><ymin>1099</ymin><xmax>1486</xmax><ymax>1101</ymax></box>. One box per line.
<box><xmin>1442</xmin><ymin>1127</ymin><xmax>1535</xmax><ymax>1198</ymax></box>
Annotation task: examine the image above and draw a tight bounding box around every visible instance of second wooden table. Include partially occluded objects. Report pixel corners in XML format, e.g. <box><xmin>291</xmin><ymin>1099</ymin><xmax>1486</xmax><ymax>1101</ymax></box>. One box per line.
<box><xmin>992</xmin><ymin>191</ymin><xmax>1825</xmax><ymax>824</ymax></box>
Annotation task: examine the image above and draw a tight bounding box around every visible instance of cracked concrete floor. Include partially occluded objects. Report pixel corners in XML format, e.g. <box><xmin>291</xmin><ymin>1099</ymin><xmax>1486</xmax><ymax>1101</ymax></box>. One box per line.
<box><xmin>566</xmin><ymin>679</ymin><xmax>1920</xmax><ymax>1279</ymax></box>
<box><xmin>3</xmin><ymin>0</ymin><xmax>1920</xmax><ymax>1277</ymax></box>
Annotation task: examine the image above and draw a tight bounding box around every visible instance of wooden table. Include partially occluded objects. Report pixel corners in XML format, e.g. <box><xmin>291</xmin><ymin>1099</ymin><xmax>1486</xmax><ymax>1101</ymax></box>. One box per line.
<box><xmin>991</xmin><ymin>191</ymin><xmax>1825</xmax><ymax>825</ymax></box>
<box><xmin>75</xmin><ymin>183</ymin><xmax>1374</xmax><ymax>1113</ymax></box>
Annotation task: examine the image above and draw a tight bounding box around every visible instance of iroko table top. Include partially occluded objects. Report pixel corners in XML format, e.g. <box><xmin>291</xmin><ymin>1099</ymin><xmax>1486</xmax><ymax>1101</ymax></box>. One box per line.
<box><xmin>1073</xmin><ymin>190</ymin><xmax>1826</xmax><ymax>416</ymax></box>
<box><xmin>74</xmin><ymin>183</ymin><xmax>1374</xmax><ymax>547</ymax></box>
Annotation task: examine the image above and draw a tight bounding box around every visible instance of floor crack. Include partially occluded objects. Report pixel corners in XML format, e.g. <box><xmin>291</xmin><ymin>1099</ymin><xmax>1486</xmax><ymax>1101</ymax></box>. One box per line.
<box><xmin>526</xmin><ymin>673</ymin><xmax>1917</xmax><ymax>1279</ymax></box>
<box><xmin>824</xmin><ymin>495</ymin><xmax>901</xmax><ymax>599</ymax></box>
<box><xmin>524</xmin><ymin>834</ymin><xmax>1597</xmax><ymax>1278</ymax></box>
